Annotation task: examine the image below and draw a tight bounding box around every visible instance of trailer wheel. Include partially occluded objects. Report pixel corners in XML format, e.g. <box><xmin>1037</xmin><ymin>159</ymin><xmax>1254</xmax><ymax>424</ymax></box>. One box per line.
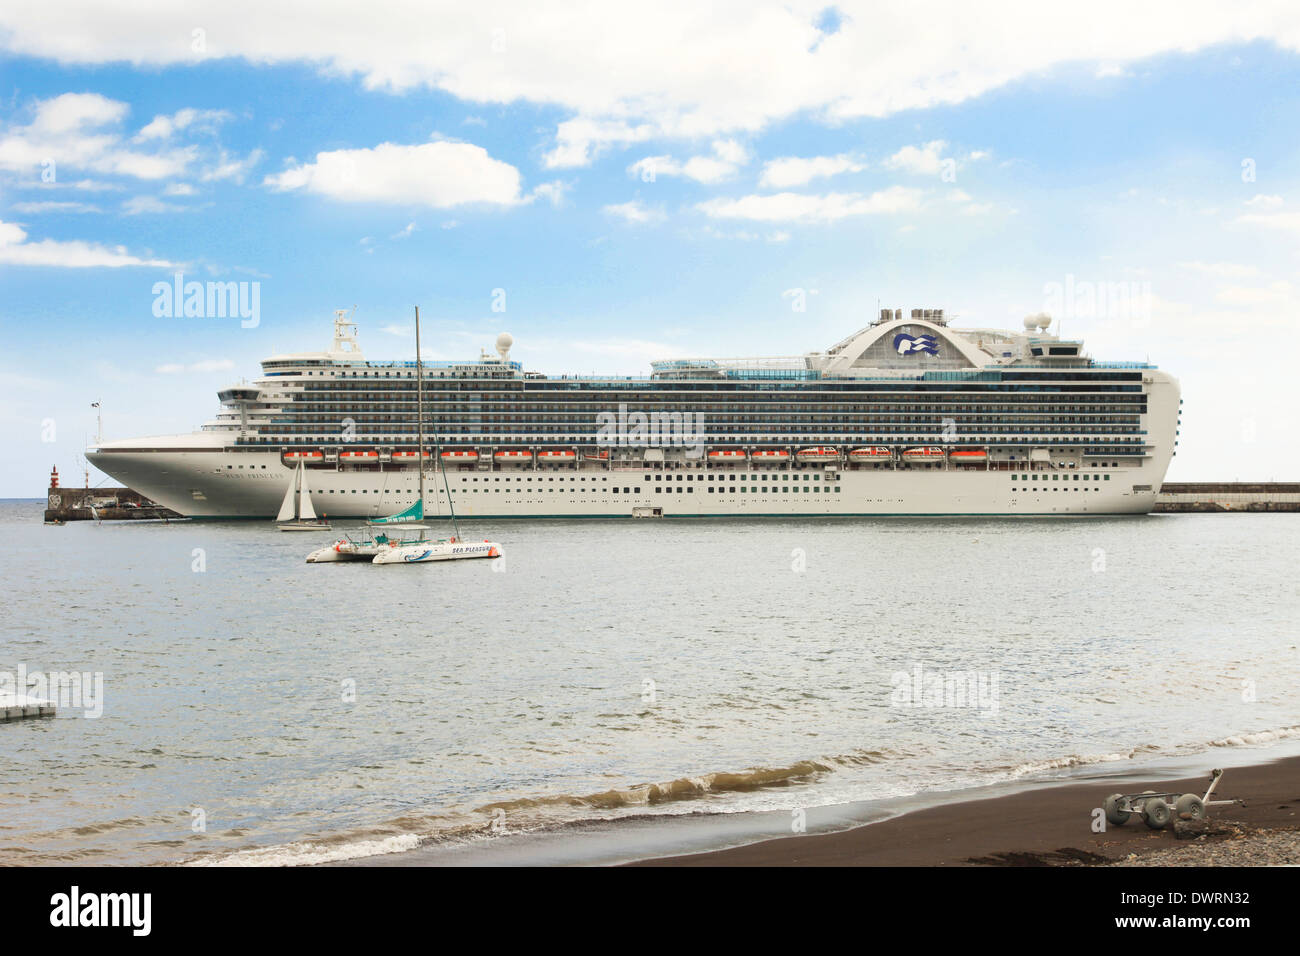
<box><xmin>1103</xmin><ymin>794</ymin><xmax>1131</xmax><ymax>826</ymax></box>
<box><xmin>1175</xmin><ymin>794</ymin><xmax>1205</xmax><ymax>821</ymax></box>
<box><xmin>1143</xmin><ymin>798</ymin><xmax>1171</xmax><ymax>829</ymax></box>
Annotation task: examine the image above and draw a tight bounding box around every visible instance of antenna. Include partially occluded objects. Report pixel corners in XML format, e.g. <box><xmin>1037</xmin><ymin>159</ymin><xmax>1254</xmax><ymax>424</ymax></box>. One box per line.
<box><xmin>415</xmin><ymin>306</ymin><xmax>426</xmax><ymax>513</ymax></box>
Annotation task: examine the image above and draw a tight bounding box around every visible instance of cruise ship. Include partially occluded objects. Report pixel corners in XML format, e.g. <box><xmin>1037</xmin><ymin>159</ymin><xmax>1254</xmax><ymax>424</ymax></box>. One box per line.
<box><xmin>86</xmin><ymin>308</ymin><xmax>1181</xmax><ymax>517</ymax></box>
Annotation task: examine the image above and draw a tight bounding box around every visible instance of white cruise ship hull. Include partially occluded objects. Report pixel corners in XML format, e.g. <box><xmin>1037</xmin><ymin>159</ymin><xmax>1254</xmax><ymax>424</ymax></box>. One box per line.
<box><xmin>86</xmin><ymin>444</ymin><xmax>1169</xmax><ymax>518</ymax></box>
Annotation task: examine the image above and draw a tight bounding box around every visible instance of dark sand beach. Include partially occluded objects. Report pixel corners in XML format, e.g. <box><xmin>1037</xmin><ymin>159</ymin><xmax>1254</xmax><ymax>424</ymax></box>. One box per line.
<box><xmin>633</xmin><ymin>755</ymin><xmax>1300</xmax><ymax>866</ymax></box>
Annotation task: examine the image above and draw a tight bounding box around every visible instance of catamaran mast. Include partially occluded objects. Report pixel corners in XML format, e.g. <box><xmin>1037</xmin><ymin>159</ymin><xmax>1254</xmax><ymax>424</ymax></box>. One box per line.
<box><xmin>414</xmin><ymin>305</ymin><xmax>461</xmax><ymax>540</ymax></box>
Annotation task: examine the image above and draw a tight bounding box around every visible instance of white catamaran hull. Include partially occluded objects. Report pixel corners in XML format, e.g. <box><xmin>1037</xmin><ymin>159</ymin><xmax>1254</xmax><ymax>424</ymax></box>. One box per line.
<box><xmin>371</xmin><ymin>540</ymin><xmax>501</xmax><ymax>564</ymax></box>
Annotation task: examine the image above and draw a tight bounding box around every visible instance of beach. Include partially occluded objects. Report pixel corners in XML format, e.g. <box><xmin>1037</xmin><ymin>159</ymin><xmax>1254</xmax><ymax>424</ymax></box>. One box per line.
<box><xmin>632</xmin><ymin>754</ymin><xmax>1300</xmax><ymax>866</ymax></box>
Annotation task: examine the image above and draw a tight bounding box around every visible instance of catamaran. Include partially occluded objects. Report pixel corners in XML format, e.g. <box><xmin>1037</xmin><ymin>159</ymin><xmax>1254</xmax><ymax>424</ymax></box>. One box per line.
<box><xmin>307</xmin><ymin>306</ymin><xmax>501</xmax><ymax>565</ymax></box>
<box><xmin>276</xmin><ymin>458</ymin><xmax>331</xmax><ymax>531</ymax></box>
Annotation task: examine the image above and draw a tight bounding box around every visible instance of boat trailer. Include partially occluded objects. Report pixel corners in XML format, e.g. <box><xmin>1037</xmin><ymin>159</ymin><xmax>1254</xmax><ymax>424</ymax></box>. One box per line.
<box><xmin>1103</xmin><ymin>768</ymin><xmax>1238</xmax><ymax>830</ymax></box>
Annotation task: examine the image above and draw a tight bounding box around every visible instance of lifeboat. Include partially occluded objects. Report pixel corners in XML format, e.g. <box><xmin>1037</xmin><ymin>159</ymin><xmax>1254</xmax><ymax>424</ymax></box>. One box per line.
<box><xmin>949</xmin><ymin>448</ymin><xmax>988</xmax><ymax>463</ymax></box>
<box><xmin>584</xmin><ymin>449</ymin><xmax>611</xmax><ymax>461</ymax></box>
<box><xmin>751</xmin><ymin>449</ymin><xmax>790</xmax><ymax>461</ymax></box>
<box><xmin>849</xmin><ymin>446</ymin><xmax>892</xmax><ymax>461</ymax></box>
<box><xmin>440</xmin><ymin>449</ymin><xmax>479</xmax><ymax>463</ymax></box>
<box><xmin>494</xmin><ymin>449</ymin><xmax>534</xmax><ymax>463</ymax></box>
<box><xmin>707</xmin><ymin>449</ymin><xmax>748</xmax><ymax>461</ymax></box>
<box><xmin>339</xmin><ymin>450</ymin><xmax>379</xmax><ymax>462</ymax></box>
<box><xmin>391</xmin><ymin>450</ymin><xmax>430</xmax><ymax>462</ymax></box>
<box><xmin>282</xmin><ymin>450</ymin><xmax>324</xmax><ymax>463</ymax></box>
<box><xmin>901</xmin><ymin>446</ymin><xmax>946</xmax><ymax>461</ymax></box>
<box><xmin>537</xmin><ymin>449</ymin><xmax>577</xmax><ymax>462</ymax></box>
<box><xmin>796</xmin><ymin>446</ymin><xmax>839</xmax><ymax>462</ymax></box>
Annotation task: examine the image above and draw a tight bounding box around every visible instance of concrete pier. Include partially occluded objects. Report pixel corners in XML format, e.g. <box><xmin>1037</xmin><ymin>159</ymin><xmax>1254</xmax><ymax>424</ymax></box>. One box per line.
<box><xmin>43</xmin><ymin>465</ymin><xmax>183</xmax><ymax>523</ymax></box>
<box><xmin>1155</xmin><ymin>482</ymin><xmax>1300</xmax><ymax>512</ymax></box>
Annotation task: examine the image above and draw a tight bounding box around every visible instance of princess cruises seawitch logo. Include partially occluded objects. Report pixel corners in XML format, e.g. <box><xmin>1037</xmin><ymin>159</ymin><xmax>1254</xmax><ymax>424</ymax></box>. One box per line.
<box><xmin>893</xmin><ymin>332</ymin><xmax>939</xmax><ymax>356</ymax></box>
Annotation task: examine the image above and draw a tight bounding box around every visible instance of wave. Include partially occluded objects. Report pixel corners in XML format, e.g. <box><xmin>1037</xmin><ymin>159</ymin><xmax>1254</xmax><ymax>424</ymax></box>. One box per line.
<box><xmin>1208</xmin><ymin>725</ymin><xmax>1300</xmax><ymax>747</ymax></box>
<box><xmin>185</xmin><ymin>747</ymin><xmax>910</xmax><ymax>866</ymax></box>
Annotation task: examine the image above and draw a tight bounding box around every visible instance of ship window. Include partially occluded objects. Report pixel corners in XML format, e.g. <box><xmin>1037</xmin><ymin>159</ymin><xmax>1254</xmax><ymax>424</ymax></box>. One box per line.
<box><xmin>635</xmin><ymin>487</ymin><xmax>641</xmax><ymax>493</ymax></box>
<box><xmin>1104</xmin><ymin>475</ymin><xmax>1110</xmax><ymax>480</ymax></box>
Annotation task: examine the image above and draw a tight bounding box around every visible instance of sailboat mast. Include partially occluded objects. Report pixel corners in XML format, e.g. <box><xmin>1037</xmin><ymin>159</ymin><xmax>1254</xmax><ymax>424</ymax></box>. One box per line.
<box><xmin>415</xmin><ymin>305</ymin><xmax>425</xmax><ymax>508</ymax></box>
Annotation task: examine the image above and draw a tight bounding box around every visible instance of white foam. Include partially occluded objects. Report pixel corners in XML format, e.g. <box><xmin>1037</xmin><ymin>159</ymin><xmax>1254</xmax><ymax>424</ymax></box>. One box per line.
<box><xmin>190</xmin><ymin>832</ymin><xmax>421</xmax><ymax>867</ymax></box>
<box><xmin>1209</xmin><ymin>725</ymin><xmax>1300</xmax><ymax>748</ymax></box>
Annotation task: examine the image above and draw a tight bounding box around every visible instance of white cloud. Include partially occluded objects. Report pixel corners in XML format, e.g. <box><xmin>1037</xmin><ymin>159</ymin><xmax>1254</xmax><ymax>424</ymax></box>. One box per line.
<box><xmin>391</xmin><ymin>221</ymin><xmax>417</xmax><ymax>239</ymax></box>
<box><xmin>122</xmin><ymin>195</ymin><xmax>187</xmax><ymax>214</ymax></box>
<box><xmin>0</xmin><ymin>218</ymin><xmax>174</xmax><ymax>267</ymax></box>
<box><xmin>882</xmin><ymin>140</ymin><xmax>950</xmax><ymax>176</ymax></box>
<box><xmin>696</xmin><ymin>185</ymin><xmax>922</xmax><ymax>223</ymax></box>
<box><xmin>759</xmin><ymin>154</ymin><xmax>864</xmax><ymax>188</ymax></box>
<box><xmin>201</xmin><ymin>148</ymin><xmax>264</xmax><ymax>184</ymax></box>
<box><xmin>0</xmin><ymin>92</ymin><xmax>195</xmax><ymax>181</ymax></box>
<box><xmin>9</xmin><ymin>4</ymin><xmax>1292</xmax><ymax>165</ymax></box>
<box><xmin>628</xmin><ymin>139</ymin><xmax>749</xmax><ymax>184</ymax></box>
<box><xmin>603</xmin><ymin>200</ymin><xmax>666</xmax><ymax>224</ymax></box>
<box><xmin>163</xmin><ymin>182</ymin><xmax>197</xmax><ymax>196</ymax></box>
<box><xmin>10</xmin><ymin>200</ymin><xmax>101</xmax><ymax>213</ymax></box>
<box><xmin>1177</xmin><ymin>260</ymin><xmax>1262</xmax><ymax>278</ymax></box>
<box><xmin>134</xmin><ymin>108</ymin><xmax>231</xmax><ymax>142</ymax></box>
<box><xmin>1236</xmin><ymin>196</ymin><xmax>1300</xmax><ymax>235</ymax></box>
<box><xmin>265</xmin><ymin>139</ymin><xmax>529</xmax><ymax>208</ymax></box>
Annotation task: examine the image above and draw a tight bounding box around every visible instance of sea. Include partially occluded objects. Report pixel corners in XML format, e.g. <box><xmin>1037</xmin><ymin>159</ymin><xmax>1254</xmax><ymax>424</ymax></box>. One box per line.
<box><xmin>2</xmin><ymin>500</ymin><xmax>1297</xmax><ymax>865</ymax></box>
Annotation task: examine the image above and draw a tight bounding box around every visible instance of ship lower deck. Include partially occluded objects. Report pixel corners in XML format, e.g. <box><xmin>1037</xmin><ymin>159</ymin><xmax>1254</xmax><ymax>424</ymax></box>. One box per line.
<box><xmin>86</xmin><ymin>449</ymin><xmax>1163</xmax><ymax>517</ymax></box>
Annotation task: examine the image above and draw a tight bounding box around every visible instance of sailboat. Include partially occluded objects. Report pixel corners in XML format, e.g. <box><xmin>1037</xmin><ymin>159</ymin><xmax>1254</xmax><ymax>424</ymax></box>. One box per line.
<box><xmin>277</xmin><ymin>458</ymin><xmax>331</xmax><ymax>531</ymax></box>
<box><xmin>372</xmin><ymin>305</ymin><xmax>501</xmax><ymax>565</ymax></box>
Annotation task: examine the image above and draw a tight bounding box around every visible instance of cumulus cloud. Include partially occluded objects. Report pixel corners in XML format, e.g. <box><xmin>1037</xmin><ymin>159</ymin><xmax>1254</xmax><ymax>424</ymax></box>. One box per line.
<box><xmin>5</xmin><ymin>4</ymin><xmax>1296</xmax><ymax>165</ymax></box>
<box><xmin>0</xmin><ymin>92</ymin><xmax>195</xmax><ymax>181</ymax></box>
<box><xmin>627</xmin><ymin>139</ymin><xmax>749</xmax><ymax>184</ymax></box>
<box><xmin>265</xmin><ymin>139</ymin><xmax>531</xmax><ymax>208</ymax></box>
<box><xmin>759</xmin><ymin>154</ymin><xmax>865</xmax><ymax>188</ymax></box>
<box><xmin>134</xmin><ymin>107</ymin><xmax>231</xmax><ymax>142</ymax></box>
<box><xmin>0</xmin><ymin>218</ymin><xmax>175</xmax><ymax>267</ymax></box>
<box><xmin>603</xmin><ymin>200</ymin><xmax>666</xmax><ymax>224</ymax></box>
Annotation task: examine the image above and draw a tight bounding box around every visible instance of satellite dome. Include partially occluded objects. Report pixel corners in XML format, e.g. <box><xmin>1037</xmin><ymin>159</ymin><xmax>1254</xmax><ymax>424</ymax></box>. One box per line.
<box><xmin>1023</xmin><ymin>315</ymin><xmax>1038</xmax><ymax>330</ymax></box>
<box><xmin>1035</xmin><ymin>313</ymin><xmax>1052</xmax><ymax>331</ymax></box>
<box><xmin>496</xmin><ymin>332</ymin><xmax>513</xmax><ymax>358</ymax></box>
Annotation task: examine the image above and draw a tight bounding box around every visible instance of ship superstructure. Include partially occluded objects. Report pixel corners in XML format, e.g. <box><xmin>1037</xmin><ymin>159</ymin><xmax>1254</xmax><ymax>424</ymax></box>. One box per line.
<box><xmin>87</xmin><ymin>308</ymin><xmax>1181</xmax><ymax>517</ymax></box>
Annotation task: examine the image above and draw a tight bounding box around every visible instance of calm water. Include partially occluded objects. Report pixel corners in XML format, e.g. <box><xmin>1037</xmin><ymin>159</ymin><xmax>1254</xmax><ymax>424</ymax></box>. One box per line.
<box><xmin>2</xmin><ymin>501</ymin><xmax>1297</xmax><ymax>865</ymax></box>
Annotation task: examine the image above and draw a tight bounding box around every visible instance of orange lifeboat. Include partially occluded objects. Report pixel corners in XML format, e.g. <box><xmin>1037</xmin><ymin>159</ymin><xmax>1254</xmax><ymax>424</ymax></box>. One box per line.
<box><xmin>391</xmin><ymin>450</ymin><xmax>430</xmax><ymax>462</ymax></box>
<box><xmin>751</xmin><ymin>449</ymin><xmax>790</xmax><ymax>461</ymax></box>
<box><xmin>949</xmin><ymin>448</ymin><xmax>988</xmax><ymax>463</ymax></box>
<box><xmin>584</xmin><ymin>449</ymin><xmax>611</xmax><ymax>461</ymax></box>
<box><xmin>902</xmin><ymin>446</ymin><xmax>946</xmax><ymax>461</ymax></box>
<box><xmin>440</xmin><ymin>449</ymin><xmax>479</xmax><ymax>463</ymax></box>
<box><xmin>339</xmin><ymin>449</ymin><xmax>379</xmax><ymax>462</ymax></box>
<box><xmin>849</xmin><ymin>446</ymin><xmax>892</xmax><ymax>461</ymax></box>
<box><xmin>282</xmin><ymin>450</ymin><xmax>324</xmax><ymax>463</ymax></box>
<box><xmin>537</xmin><ymin>449</ymin><xmax>577</xmax><ymax>462</ymax></box>
<box><xmin>707</xmin><ymin>449</ymin><xmax>748</xmax><ymax>461</ymax></box>
<box><xmin>796</xmin><ymin>446</ymin><xmax>839</xmax><ymax>462</ymax></box>
<box><xmin>494</xmin><ymin>449</ymin><xmax>534</xmax><ymax>463</ymax></box>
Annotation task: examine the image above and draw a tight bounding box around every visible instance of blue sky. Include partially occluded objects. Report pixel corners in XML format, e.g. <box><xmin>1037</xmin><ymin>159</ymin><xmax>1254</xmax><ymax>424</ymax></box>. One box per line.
<box><xmin>3</xmin><ymin>2</ymin><xmax>1299</xmax><ymax>495</ymax></box>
